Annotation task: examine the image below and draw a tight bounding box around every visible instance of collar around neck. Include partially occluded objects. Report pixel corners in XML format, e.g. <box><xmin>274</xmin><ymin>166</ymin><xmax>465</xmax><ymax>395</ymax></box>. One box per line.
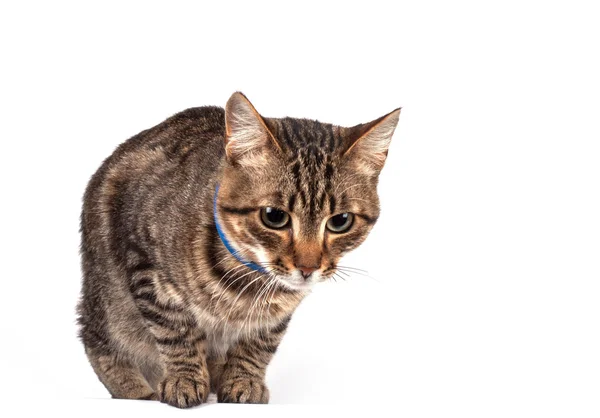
<box><xmin>213</xmin><ymin>184</ymin><xmax>268</xmax><ymax>274</ymax></box>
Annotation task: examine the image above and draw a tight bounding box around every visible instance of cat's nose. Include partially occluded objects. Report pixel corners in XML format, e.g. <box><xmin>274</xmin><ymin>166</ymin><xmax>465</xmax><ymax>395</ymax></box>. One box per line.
<box><xmin>298</xmin><ymin>266</ymin><xmax>317</xmax><ymax>279</ymax></box>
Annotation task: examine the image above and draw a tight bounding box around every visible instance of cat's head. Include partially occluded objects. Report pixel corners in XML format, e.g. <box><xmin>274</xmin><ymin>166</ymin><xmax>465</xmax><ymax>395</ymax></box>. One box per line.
<box><xmin>216</xmin><ymin>92</ymin><xmax>400</xmax><ymax>291</ymax></box>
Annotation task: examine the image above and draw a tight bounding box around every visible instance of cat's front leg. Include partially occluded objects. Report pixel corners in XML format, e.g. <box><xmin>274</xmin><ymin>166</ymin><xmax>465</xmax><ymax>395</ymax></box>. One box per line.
<box><xmin>217</xmin><ymin>340</ymin><xmax>271</xmax><ymax>404</ymax></box>
<box><xmin>131</xmin><ymin>273</ymin><xmax>210</xmax><ymax>408</ymax></box>
<box><xmin>156</xmin><ymin>332</ymin><xmax>210</xmax><ymax>409</ymax></box>
<box><xmin>217</xmin><ymin>317</ymin><xmax>290</xmax><ymax>404</ymax></box>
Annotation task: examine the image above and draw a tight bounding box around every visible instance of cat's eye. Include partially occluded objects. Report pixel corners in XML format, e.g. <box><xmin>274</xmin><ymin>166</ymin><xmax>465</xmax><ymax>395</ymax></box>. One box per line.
<box><xmin>260</xmin><ymin>207</ymin><xmax>290</xmax><ymax>229</ymax></box>
<box><xmin>326</xmin><ymin>213</ymin><xmax>354</xmax><ymax>233</ymax></box>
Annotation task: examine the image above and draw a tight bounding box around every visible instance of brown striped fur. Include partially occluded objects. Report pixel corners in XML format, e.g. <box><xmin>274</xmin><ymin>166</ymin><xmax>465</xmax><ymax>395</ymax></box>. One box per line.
<box><xmin>77</xmin><ymin>92</ymin><xmax>400</xmax><ymax>407</ymax></box>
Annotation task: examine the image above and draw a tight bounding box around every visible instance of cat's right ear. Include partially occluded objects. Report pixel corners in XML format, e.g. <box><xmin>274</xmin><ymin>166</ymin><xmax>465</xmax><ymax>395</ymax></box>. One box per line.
<box><xmin>224</xmin><ymin>92</ymin><xmax>281</xmax><ymax>166</ymax></box>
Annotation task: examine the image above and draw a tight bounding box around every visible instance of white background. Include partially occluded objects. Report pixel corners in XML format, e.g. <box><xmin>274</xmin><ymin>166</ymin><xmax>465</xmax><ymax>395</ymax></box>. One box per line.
<box><xmin>1</xmin><ymin>1</ymin><xmax>599</xmax><ymax>417</ymax></box>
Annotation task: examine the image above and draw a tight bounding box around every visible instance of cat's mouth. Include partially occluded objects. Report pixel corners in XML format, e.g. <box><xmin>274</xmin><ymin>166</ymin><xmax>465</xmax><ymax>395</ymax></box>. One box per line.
<box><xmin>275</xmin><ymin>277</ymin><xmax>313</xmax><ymax>292</ymax></box>
<box><xmin>252</xmin><ymin>255</ymin><xmax>326</xmax><ymax>291</ymax></box>
<box><xmin>268</xmin><ymin>269</ymin><xmax>322</xmax><ymax>292</ymax></box>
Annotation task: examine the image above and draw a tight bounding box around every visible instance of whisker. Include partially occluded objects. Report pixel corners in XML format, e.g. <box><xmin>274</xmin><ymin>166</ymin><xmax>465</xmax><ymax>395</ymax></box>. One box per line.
<box><xmin>336</xmin><ymin>268</ymin><xmax>380</xmax><ymax>283</ymax></box>
<box><xmin>336</xmin><ymin>269</ymin><xmax>351</xmax><ymax>278</ymax></box>
<box><xmin>208</xmin><ymin>265</ymin><xmax>246</xmax><ymax>300</ymax></box>
<box><xmin>256</xmin><ymin>272</ymin><xmax>280</xmax><ymax>338</ymax></box>
<box><xmin>222</xmin><ymin>274</ymin><xmax>264</xmax><ymax>328</ymax></box>
<box><xmin>213</xmin><ymin>269</ymin><xmax>258</xmax><ymax>316</ymax></box>
<box><xmin>333</xmin><ymin>272</ymin><xmax>347</xmax><ymax>282</ymax></box>
<box><xmin>336</xmin><ymin>268</ymin><xmax>373</xmax><ymax>278</ymax></box>
<box><xmin>336</xmin><ymin>265</ymin><xmax>369</xmax><ymax>273</ymax></box>
<box><xmin>237</xmin><ymin>272</ymin><xmax>275</xmax><ymax>340</ymax></box>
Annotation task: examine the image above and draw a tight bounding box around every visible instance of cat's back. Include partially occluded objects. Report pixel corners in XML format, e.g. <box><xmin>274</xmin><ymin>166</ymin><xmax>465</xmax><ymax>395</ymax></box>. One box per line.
<box><xmin>95</xmin><ymin>105</ymin><xmax>226</xmax><ymax>176</ymax></box>
<box><xmin>81</xmin><ymin>105</ymin><xmax>226</xmax><ymax>255</ymax></box>
<box><xmin>85</xmin><ymin>105</ymin><xmax>225</xmax><ymax>195</ymax></box>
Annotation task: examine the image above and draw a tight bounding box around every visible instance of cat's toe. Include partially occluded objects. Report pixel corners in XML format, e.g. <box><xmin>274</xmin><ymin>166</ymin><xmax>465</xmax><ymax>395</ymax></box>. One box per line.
<box><xmin>218</xmin><ymin>378</ymin><xmax>269</xmax><ymax>404</ymax></box>
<box><xmin>158</xmin><ymin>374</ymin><xmax>209</xmax><ymax>408</ymax></box>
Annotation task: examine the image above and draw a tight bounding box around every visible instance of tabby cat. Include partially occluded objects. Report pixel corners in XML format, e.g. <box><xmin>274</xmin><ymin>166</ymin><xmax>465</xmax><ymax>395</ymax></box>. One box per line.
<box><xmin>77</xmin><ymin>92</ymin><xmax>400</xmax><ymax>408</ymax></box>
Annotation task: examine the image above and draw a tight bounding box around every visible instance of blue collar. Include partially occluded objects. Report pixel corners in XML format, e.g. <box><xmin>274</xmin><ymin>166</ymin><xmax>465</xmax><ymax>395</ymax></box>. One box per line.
<box><xmin>213</xmin><ymin>184</ymin><xmax>268</xmax><ymax>274</ymax></box>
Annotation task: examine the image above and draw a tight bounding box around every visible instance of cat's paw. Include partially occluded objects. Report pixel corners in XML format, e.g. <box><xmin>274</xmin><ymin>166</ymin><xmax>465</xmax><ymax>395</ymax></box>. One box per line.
<box><xmin>158</xmin><ymin>374</ymin><xmax>209</xmax><ymax>408</ymax></box>
<box><xmin>217</xmin><ymin>378</ymin><xmax>269</xmax><ymax>404</ymax></box>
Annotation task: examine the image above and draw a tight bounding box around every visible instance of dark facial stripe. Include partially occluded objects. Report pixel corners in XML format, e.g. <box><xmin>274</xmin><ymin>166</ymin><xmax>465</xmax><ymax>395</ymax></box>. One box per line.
<box><xmin>291</xmin><ymin>160</ymin><xmax>301</xmax><ymax>189</ymax></box>
<box><xmin>324</xmin><ymin>162</ymin><xmax>334</xmax><ymax>179</ymax></box>
<box><xmin>298</xmin><ymin>189</ymin><xmax>306</xmax><ymax>207</ymax></box>
<box><xmin>287</xmin><ymin>194</ymin><xmax>296</xmax><ymax>212</ymax></box>
<box><xmin>357</xmin><ymin>213</ymin><xmax>379</xmax><ymax>225</ymax></box>
<box><xmin>220</xmin><ymin>206</ymin><xmax>256</xmax><ymax>215</ymax></box>
<box><xmin>329</xmin><ymin>195</ymin><xmax>336</xmax><ymax>214</ymax></box>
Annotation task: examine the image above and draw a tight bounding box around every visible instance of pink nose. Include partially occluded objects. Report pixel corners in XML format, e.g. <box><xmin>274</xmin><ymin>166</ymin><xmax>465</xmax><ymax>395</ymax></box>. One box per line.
<box><xmin>298</xmin><ymin>266</ymin><xmax>317</xmax><ymax>279</ymax></box>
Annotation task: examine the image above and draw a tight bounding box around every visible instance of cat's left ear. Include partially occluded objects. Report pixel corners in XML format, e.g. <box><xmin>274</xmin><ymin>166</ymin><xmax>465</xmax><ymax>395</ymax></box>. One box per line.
<box><xmin>342</xmin><ymin>108</ymin><xmax>401</xmax><ymax>173</ymax></box>
<box><xmin>224</xmin><ymin>92</ymin><xmax>281</xmax><ymax>166</ymax></box>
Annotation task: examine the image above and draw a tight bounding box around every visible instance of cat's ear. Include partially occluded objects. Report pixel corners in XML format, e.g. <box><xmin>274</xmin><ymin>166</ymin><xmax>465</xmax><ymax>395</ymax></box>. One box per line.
<box><xmin>341</xmin><ymin>108</ymin><xmax>401</xmax><ymax>173</ymax></box>
<box><xmin>224</xmin><ymin>92</ymin><xmax>281</xmax><ymax>166</ymax></box>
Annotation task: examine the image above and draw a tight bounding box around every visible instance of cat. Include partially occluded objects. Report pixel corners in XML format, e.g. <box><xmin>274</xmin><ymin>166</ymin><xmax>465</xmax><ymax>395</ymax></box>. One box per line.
<box><xmin>77</xmin><ymin>92</ymin><xmax>400</xmax><ymax>408</ymax></box>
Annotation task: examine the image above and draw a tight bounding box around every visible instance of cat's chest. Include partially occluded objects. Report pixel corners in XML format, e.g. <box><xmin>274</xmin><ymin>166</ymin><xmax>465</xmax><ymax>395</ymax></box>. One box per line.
<box><xmin>188</xmin><ymin>288</ymin><xmax>303</xmax><ymax>358</ymax></box>
<box><xmin>197</xmin><ymin>306</ymin><xmax>281</xmax><ymax>358</ymax></box>
<box><xmin>193</xmin><ymin>306</ymin><xmax>280</xmax><ymax>358</ymax></box>
<box><xmin>205</xmin><ymin>327</ymin><xmax>242</xmax><ymax>359</ymax></box>
<box><xmin>205</xmin><ymin>320</ymin><xmax>278</xmax><ymax>359</ymax></box>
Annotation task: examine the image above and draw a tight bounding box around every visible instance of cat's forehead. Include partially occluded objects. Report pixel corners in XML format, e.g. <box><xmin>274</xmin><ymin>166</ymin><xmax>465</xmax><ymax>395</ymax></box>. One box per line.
<box><xmin>265</xmin><ymin>117</ymin><xmax>341</xmax><ymax>153</ymax></box>
<box><xmin>268</xmin><ymin>121</ymin><xmax>365</xmax><ymax>223</ymax></box>
<box><xmin>242</xmin><ymin>117</ymin><xmax>375</xmax><ymax>223</ymax></box>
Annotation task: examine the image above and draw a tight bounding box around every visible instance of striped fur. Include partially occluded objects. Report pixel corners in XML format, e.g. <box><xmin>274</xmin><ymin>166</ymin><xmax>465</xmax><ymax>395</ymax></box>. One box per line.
<box><xmin>77</xmin><ymin>92</ymin><xmax>400</xmax><ymax>407</ymax></box>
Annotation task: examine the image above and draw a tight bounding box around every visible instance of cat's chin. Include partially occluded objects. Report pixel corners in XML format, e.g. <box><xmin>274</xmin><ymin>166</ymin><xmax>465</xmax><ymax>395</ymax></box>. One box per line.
<box><xmin>273</xmin><ymin>276</ymin><xmax>314</xmax><ymax>292</ymax></box>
